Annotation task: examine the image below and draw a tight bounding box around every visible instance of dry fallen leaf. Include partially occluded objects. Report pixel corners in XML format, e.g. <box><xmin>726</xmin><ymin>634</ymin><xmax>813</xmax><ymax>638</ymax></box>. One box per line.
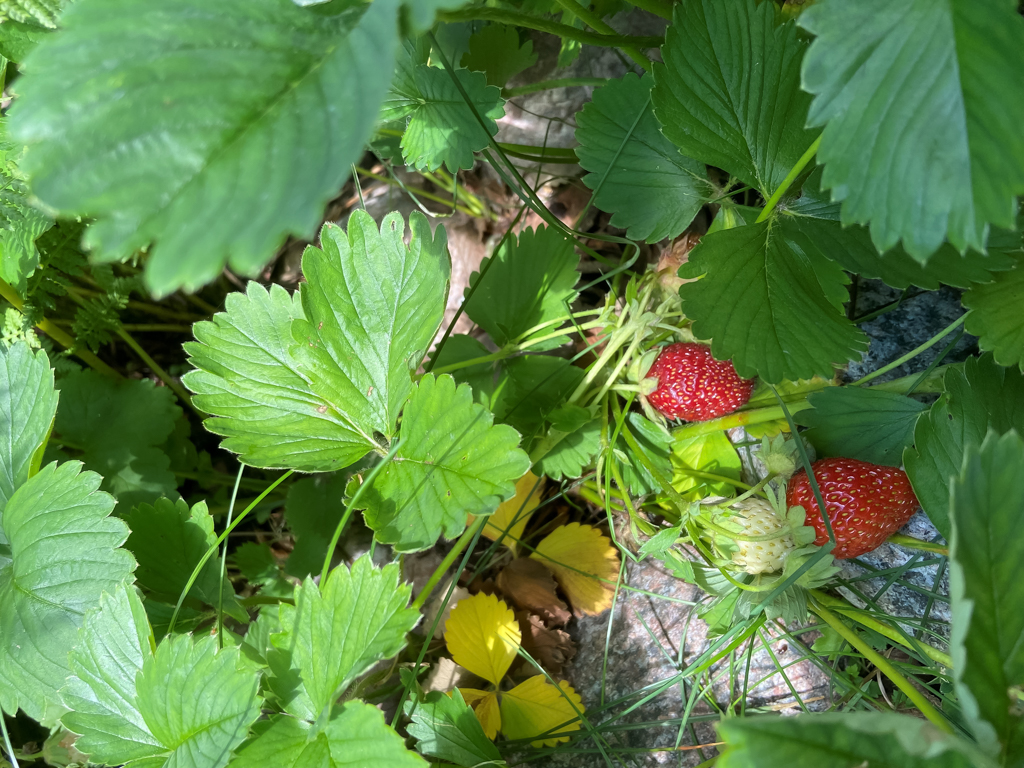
<box><xmin>517</xmin><ymin>611</ymin><xmax>576</xmax><ymax>676</ymax></box>
<box><xmin>497</xmin><ymin>557</ymin><xmax>572</xmax><ymax>627</ymax></box>
<box><xmin>423</xmin><ymin>657</ymin><xmax>485</xmax><ymax>694</ymax></box>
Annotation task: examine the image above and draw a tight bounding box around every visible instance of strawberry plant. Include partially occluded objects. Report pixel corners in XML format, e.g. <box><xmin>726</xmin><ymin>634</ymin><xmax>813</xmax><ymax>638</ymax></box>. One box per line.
<box><xmin>0</xmin><ymin>0</ymin><xmax>1022</xmax><ymax>766</ymax></box>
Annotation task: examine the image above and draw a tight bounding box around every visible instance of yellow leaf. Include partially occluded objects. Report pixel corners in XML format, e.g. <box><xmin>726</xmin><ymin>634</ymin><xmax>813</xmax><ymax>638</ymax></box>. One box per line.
<box><xmin>445</xmin><ymin>592</ymin><xmax>521</xmax><ymax>686</ymax></box>
<box><xmin>469</xmin><ymin>470</ymin><xmax>543</xmax><ymax>553</ymax></box>
<box><xmin>458</xmin><ymin>688</ymin><xmax>501</xmax><ymax>740</ymax></box>
<box><xmin>531</xmin><ymin>522</ymin><xmax>619</xmax><ymax>615</ymax></box>
<box><xmin>499</xmin><ymin>675</ymin><xmax>583</xmax><ymax>747</ymax></box>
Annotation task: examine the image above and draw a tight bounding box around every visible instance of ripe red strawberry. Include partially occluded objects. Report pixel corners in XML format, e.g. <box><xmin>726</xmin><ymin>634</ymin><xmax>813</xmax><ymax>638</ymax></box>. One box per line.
<box><xmin>645</xmin><ymin>342</ymin><xmax>755</xmax><ymax>421</ymax></box>
<box><xmin>786</xmin><ymin>458</ymin><xmax>919</xmax><ymax>560</ymax></box>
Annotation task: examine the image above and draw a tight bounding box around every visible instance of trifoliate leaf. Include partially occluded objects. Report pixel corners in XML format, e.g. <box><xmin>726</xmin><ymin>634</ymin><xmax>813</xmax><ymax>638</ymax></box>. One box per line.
<box><xmin>576</xmin><ymin>72</ymin><xmax>711</xmax><ymax>243</ymax></box>
<box><xmin>795</xmin><ymin>387</ymin><xmax>926</xmax><ymax>467</ymax></box>
<box><xmin>460</xmin><ymin>689</ymin><xmax>501</xmax><ymax>741</ymax></box>
<box><xmin>406</xmin><ymin>688</ymin><xmax>503</xmax><ymax>767</ymax></box>
<box><xmin>382</xmin><ymin>57</ymin><xmax>504</xmax><ymax>172</ymax></box>
<box><xmin>0</xmin><ymin>461</ymin><xmax>133</xmax><ymax>723</ymax></box>
<box><xmin>445</xmin><ymin>592</ymin><xmax>521</xmax><ymax>686</ymax></box>
<box><xmin>535</xmin><ymin>419</ymin><xmax>601</xmax><ymax>481</ymax></box>
<box><xmin>0</xmin><ymin>0</ymin><xmax>64</xmax><ymax>27</ymax></box>
<box><xmin>229</xmin><ymin>703</ymin><xmax>425</xmax><ymax>768</ymax></box>
<box><xmin>964</xmin><ymin>252</ymin><xmax>1024</xmax><ymax>372</ymax></box>
<box><xmin>678</xmin><ymin>218</ymin><xmax>869</xmax><ymax>383</ymax></box>
<box><xmin>799</xmin><ymin>0</ymin><xmax>1024</xmax><ymax>260</ymax></box>
<box><xmin>361</xmin><ymin>374</ymin><xmax>530</xmax><ymax>553</ymax></box>
<box><xmin>0</xmin><ymin>118</ymin><xmax>52</xmax><ymax>292</ymax></box>
<box><xmin>270</xmin><ymin>557</ymin><xmax>419</xmax><ymax>720</ymax></box>
<box><xmin>10</xmin><ymin>0</ymin><xmax>400</xmax><ymax>296</ymax></box>
<box><xmin>462</xmin><ymin>226</ymin><xmax>579</xmax><ymax>350</ymax></box>
<box><xmin>461</xmin><ymin>24</ymin><xmax>537</xmax><ymax>87</ymax></box>
<box><xmin>474</xmin><ymin>470</ymin><xmax>543</xmax><ymax>552</ymax></box>
<box><xmin>500</xmin><ymin>675</ymin><xmax>583</xmax><ymax>748</ymax></box>
<box><xmin>669</xmin><ymin>431</ymin><xmax>742</xmax><ymax>501</ymax></box>
<box><xmin>0</xmin><ymin>342</ymin><xmax>57</xmax><ymax>508</ymax></box>
<box><xmin>652</xmin><ymin>0</ymin><xmax>817</xmax><ymax>197</ymax></box>
<box><xmin>283</xmin><ymin>473</ymin><xmax>348</xmax><ymax>579</ymax></box>
<box><xmin>904</xmin><ymin>355</ymin><xmax>1024</xmax><ymax>539</ymax></box>
<box><xmin>531</xmin><ymin>523</ymin><xmax>619</xmax><ymax>615</ymax></box>
<box><xmin>63</xmin><ymin>583</ymin><xmax>261</xmax><ymax>768</ymax></box>
<box><xmin>55</xmin><ymin>371</ymin><xmax>179</xmax><ymax>509</ymax></box>
<box><xmin>293</xmin><ymin>212</ymin><xmax>450</xmax><ymax>441</ymax></box>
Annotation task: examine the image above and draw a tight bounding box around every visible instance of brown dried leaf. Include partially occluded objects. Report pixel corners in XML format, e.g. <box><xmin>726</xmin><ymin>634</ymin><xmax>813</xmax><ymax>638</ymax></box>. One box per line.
<box><xmin>497</xmin><ymin>557</ymin><xmax>572</xmax><ymax>627</ymax></box>
<box><xmin>516</xmin><ymin>611</ymin><xmax>576</xmax><ymax>676</ymax></box>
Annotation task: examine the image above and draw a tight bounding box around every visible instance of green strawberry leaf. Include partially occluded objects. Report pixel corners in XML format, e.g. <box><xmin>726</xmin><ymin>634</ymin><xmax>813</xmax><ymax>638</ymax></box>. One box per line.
<box><xmin>0</xmin><ymin>342</ymin><xmax>57</xmax><ymax>508</ymax></box>
<box><xmin>799</xmin><ymin>0</ymin><xmax>1024</xmax><ymax>260</ymax></box>
<box><xmin>904</xmin><ymin>355</ymin><xmax>1024</xmax><ymax>539</ymax></box>
<box><xmin>462</xmin><ymin>225</ymin><xmax>579</xmax><ymax>350</ymax></box>
<box><xmin>283</xmin><ymin>473</ymin><xmax>348</xmax><ymax>579</ymax></box>
<box><xmin>492</xmin><ymin>355</ymin><xmax>584</xmax><ymax>440</ymax></box>
<box><xmin>406</xmin><ymin>689</ymin><xmax>501</xmax><ymax>767</ymax></box>
<box><xmin>269</xmin><ymin>557</ymin><xmax>419</xmax><ymax>720</ymax></box>
<box><xmin>795</xmin><ymin>387</ymin><xmax>926</xmax><ymax>467</ymax></box>
<box><xmin>229</xmin><ymin>703</ymin><xmax>424</xmax><ymax>768</ymax></box>
<box><xmin>429</xmin><ymin>334</ymin><xmax>497</xmax><ymax>406</ymax></box>
<box><xmin>717</xmin><ymin>712</ymin><xmax>983</xmax><ymax>767</ymax></box>
<box><xmin>536</xmin><ymin>418</ymin><xmax>602</xmax><ymax>482</ymax></box>
<box><xmin>233</xmin><ymin>542</ymin><xmax>291</xmax><ymax>599</ymax></box>
<box><xmin>670</xmin><ymin>431</ymin><xmax>742</xmax><ymax>501</ymax></box>
<box><xmin>576</xmin><ymin>72</ymin><xmax>711</xmax><ymax>243</ymax></box>
<box><xmin>652</xmin><ymin>0</ymin><xmax>817</xmax><ymax>197</ymax></box>
<box><xmin>402</xmin><ymin>0</ymin><xmax>468</xmax><ymax>36</ymax></box>
<box><xmin>461</xmin><ymin>24</ymin><xmax>537</xmax><ymax>88</ymax></box>
<box><xmin>62</xmin><ymin>584</ymin><xmax>262</xmax><ymax>767</ymax></box>
<box><xmin>0</xmin><ymin>118</ymin><xmax>53</xmax><ymax>292</ymax></box>
<box><xmin>949</xmin><ymin>430</ymin><xmax>1024</xmax><ymax>762</ymax></box>
<box><xmin>678</xmin><ymin>218</ymin><xmax>868</xmax><ymax>383</ymax></box>
<box><xmin>0</xmin><ymin>0</ymin><xmax>65</xmax><ymax>27</ymax></box>
<box><xmin>0</xmin><ymin>18</ymin><xmax>50</xmax><ymax>61</ymax></box>
<box><xmin>617</xmin><ymin>413</ymin><xmax>672</xmax><ymax>496</ymax></box>
<box><xmin>0</xmin><ymin>461</ymin><xmax>134</xmax><ymax>723</ymax></box>
<box><xmin>293</xmin><ymin>211</ymin><xmax>450</xmax><ymax>441</ymax></box>
<box><xmin>382</xmin><ymin>55</ymin><xmax>504</xmax><ymax>172</ymax></box>
<box><xmin>55</xmin><ymin>371</ymin><xmax>179</xmax><ymax>509</ymax></box>
<box><xmin>10</xmin><ymin>0</ymin><xmax>400</xmax><ymax>296</ymax></box>
<box><xmin>362</xmin><ymin>374</ymin><xmax>530</xmax><ymax>552</ymax></box>
<box><xmin>964</xmin><ymin>252</ymin><xmax>1024</xmax><ymax>372</ymax></box>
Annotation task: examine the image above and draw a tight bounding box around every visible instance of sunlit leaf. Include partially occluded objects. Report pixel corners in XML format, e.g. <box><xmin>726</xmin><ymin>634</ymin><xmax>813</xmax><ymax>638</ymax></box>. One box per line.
<box><xmin>472</xmin><ymin>470</ymin><xmax>543</xmax><ymax>552</ymax></box>
<box><xmin>500</xmin><ymin>675</ymin><xmax>583</xmax><ymax>748</ymax></box>
<box><xmin>0</xmin><ymin>342</ymin><xmax>58</xmax><ymax>508</ymax></box>
<box><xmin>670</xmin><ymin>431</ymin><xmax>742</xmax><ymax>501</ymax></box>
<box><xmin>406</xmin><ymin>688</ymin><xmax>503</xmax><ymax>767</ymax></box>
<box><xmin>531</xmin><ymin>523</ymin><xmax>619</xmax><ymax>615</ymax></box>
<box><xmin>445</xmin><ymin>592</ymin><xmax>521</xmax><ymax>686</ymax></box>
<box><xmin>458</xmin><ymin>689</ymin><xmax>501</xmax><ymax>742</ymax></box>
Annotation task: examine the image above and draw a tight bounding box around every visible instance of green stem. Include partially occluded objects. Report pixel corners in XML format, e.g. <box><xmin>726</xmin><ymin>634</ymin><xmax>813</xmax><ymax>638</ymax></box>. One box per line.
<box><xmin>756</xmin><ymin>135</ymin><xmax>822</xmax><ymax>222</ymax></box>
<box><xmin>810</xmin><ymin>599</ymin><xmax>953</xmax><ymax>732</ymax></box>
<box><xmin>552</xmin><ymin>0</ymin><xmax>653</xmax><ymax>70</ymax></box>
<box><xmin>886</xmin><ymin>533</ymin><xmax>948</xmax><ymax>557</ymax></box>
<box><xmin>504</xmin><ymin>77</ymin><xmax>611</xmax><ymax>98</ymax></box>
<box><xmin>672</xmin><ymin>402</ymin><xmax>813</xmax><ymax>440</ymax></box>
<box><xmin>851</xmin><ymin>313</ymin><xmax>968</xmax><ymax>387</ymax></box>
<box><xmin>429</xmin><ymin>348</ymin><xmax>509</xmax><ymax>376</ymax></box>
<box><xmin>412</xmin><ymin>517</ymin><xmax>487</xmax><ymax>611</ymax></box>
<box><xmin>355</xmin><ymin>167</ymin><xmax>489</xmax><ymax>219</ymax></box>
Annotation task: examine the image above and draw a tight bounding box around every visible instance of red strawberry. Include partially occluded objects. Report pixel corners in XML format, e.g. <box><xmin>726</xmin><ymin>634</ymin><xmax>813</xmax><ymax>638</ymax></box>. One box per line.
<box><xmin>786</xmin><ymin>458</ymin><xmax>919</xmax><ymax>560</ymax></box>
<box><xmin>645</xmin><ymin>342</ymin><xmax>755</xmax><ymax>421</ymax></box>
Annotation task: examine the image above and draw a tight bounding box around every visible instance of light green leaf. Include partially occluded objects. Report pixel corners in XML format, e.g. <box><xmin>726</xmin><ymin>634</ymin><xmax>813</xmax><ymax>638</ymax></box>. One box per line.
<box><xmin>184</xmin><ymin>283</ymin><xmax>371</xmax><ymax>472</ymax></box>
<box><xmin>795</xmin><ymin>387</ymin><xmax>926</xmax><ymax>467</ymax></box>
<box><xmin>362</xmin><ymin>374</ymin><xmax>530</xmax><ymax>552</ymax></box>
<box><xmin>799</xmin><ymin>0</ymin><xmax>1024</xmax><ymax>260</ymax></box>
<box><xmin>678</xmin><ymin>218</ymin><xmax>868</xmax><ymax>383</ymax></box>
<box><xmin>964</xmin><ymin>253</ymin><xmax>1024</xmax><ymax>372</ymax></box>
<box><xmin>904</xmin><ymin>355</ymin><xmax>1024</xmax><ymax>539</ymax></box>
<box><xmin>382</xmin><ymin>57</ymin><xmax>504</xmax><ymax>172</ymax></box>
<box><xmin>293</xmin><ymin>211</ymin><xmax>450</xmax><ymax>440</ymax></box>
<box><xmin>0</xmin><ymin>342</ymin><xmax>57</xmax><ymax>509</ymax></box>
<box><xmin>652</xmin><ymin>0</ymin><xmax>817</xmax><ymax>197</ymax></box>
<box><xmin>462</xmin><ymin>225</ymin><xmax>579</xmax><ymax>350</ymax></box>
<box><xmin>428</xmin><ymin>334</ymin><xmax>496</xmax><ymax>406</ymax></box>
<box><xmin>0</xmin><ymin>118</ymin><xmax>52</xmax><ymax>291</ymax></box>
<box><xmin>717</xmin><ymin>712</ymin><xmax>983</xmax><ymax>768</ymax></box>
<box><xmin>535</xmin><ymin>418</ymin><xmax>601</xmax><ymax>481</ymax></box>
<box><xmin>0</xmin><ymin>0</ymin><xmax>64</xmax><ymax>27</ymax></box>
<box><xmin>576</xmin><ymin>73</ymin><xmax>711</xmax><ymax>243</ymax></box>
<box><xmin>55</xmin><ymin>371</ymin><xmax>179</xmax><ymax>509</ymax></box>
<box><xmin>0</xmin><ymin>461</ymin><xmax>134</xmax><ymax>723</ymax></box>
<box><xmin>269</xmin><ymin>557</ymin><xmax>419</xmax><ymax>720</ymax></box>
<box><xmin>617</xmin><ymin>413</ymin><xmax>672</xmax><ymax>496</ymax></box>
<box><xmin>10</xmin><ymin>0</ymin><xmax>400</xmax><ymax>296</ymax></box>
<box><xmin>0</xmin><ymin>18</ymin><xmax>50</xmax><ymax>61</ymax></box>
<box><xmin>461</xmin><ymin>24</ymin><xmax>537</xmax><ymax>87</ymax></box>
<box><xmin>949</xmin><ymin>431</ymin><xmax>1024</xmax><ymax>761</ymax></box>
<box><xmin>406</xmin><ymin>689</ymin><xmax>501</xmax><ymax>767</ymax></box>
<box><xmin>670</xmin><ymin>431</ymin><xmax>742</xmax><ymax>501</ymax></box>
<box><xmin>229</xmin><ymin>703</ymin><xmax>425</xmax><ymax>768</ymax></box>
<box><xmin>283</xmin><ymin>473</ymin><xmax>348</xmax><ymax>579</ymax></box>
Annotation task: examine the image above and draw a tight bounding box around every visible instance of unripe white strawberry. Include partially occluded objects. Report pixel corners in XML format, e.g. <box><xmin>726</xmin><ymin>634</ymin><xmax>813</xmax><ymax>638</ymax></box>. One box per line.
<box><xmin>717</xmin><ymin>498</ymin><xmax>795</xmax><ymax>575</ymax></box>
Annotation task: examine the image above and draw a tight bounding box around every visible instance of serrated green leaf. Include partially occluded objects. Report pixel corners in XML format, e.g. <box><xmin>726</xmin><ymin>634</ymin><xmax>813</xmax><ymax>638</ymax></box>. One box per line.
<box><xmin>269</xmin><ymin>557</ymin><xmax>419</xmax><ymax>719</ymax></box>
<box><xmin>717</xmin><ymin>712</ymin><xmax>982</xmax><ymax>767</ymax></box>
<box><xmin>799</xmin><ymin>0</ymin><xmax>1024</xmax><ymax>260</ymax></box>
<box><xmin>669</xmin><ymin>431</ymin><xmax>742</xmax><ymax>501</ymax></box>
<box><xmin>535</xmin><ymin>418</ymin><xmax>601</xmax><ymax>481</ymax></box>
<box><xmin>795</xmin><ymin>387</ymin><xmax>926</xmax><ymax>467</ymax></box>
<box><xmin>55</xmin><ymin>371</ymin><xmax>179</xmax><ymax>509</ymax></box>
<box><xmin>0</xmin><ymin>461</ymin><xmax>134</xmax><ymax>722</ymax></box>
<box><xmin>463</xmin><ymin>225</ymin><xmax>579</xmax><ymax>350</ymax></box>
<box><xmin>492</xmin><ymin>355</ymin><xmax>583</xmax><ymax>438</ymax></box>
<box><xmin>0</xmin><ymin>18</ymin><xmax>50</xmax><ymax>61</ymax></box>
<box><xmin>10</xmin><ymin>0</ymin><xmax>400</xmax><ymax>296</ymax></box>
<box><xmin>652</xmin><ymin>0</ymin><xmax>817</xmax><ymax>197</ymax></box>
<box><xmin>678</xmin><ymin>218</ymin><xmax>868</xmax><ymax>383</ymax></box>
<box><xmin>283</xmin><ymin>473</ymin><xmax>348</xmax><ymax>579</ymax></box>
<box><xmin>292</xmin><ymin>211</ymin><xmax>450</xmax><ymax>441</ymax></box>
<box><xmin>964</xmin><ymin>253</ymin><xmax>1024</xmax><ymax>371</ymax></box>
<box><xmin>904</xmin><ymin>355</ymin><xmax>1024</xmax><ymax>539</ymax></box>
<box><xmin>0</xmin><ymin>0</ymin><xmax>64</xmax><ymax>27</ymax></box>
<box><xmin>617</xmin><ymin>412</ymin><xmax>672</xmax><ymax>496</ymax></box>
<box><xmin>184</xmin><ymin>283</ymin><xmax>370</xmax><ymax>472</ymax></box>
<box><xmin>229</xmin><ymin>703</ymin><xmax>424</xmax><ymax>768</ymax></box>
<box><xmin>576</xmin><ymin>73</ymin><xmax>710</xmax><ymax>244</ymax></box>
<box><xmin>406</xmin><ymin>689</ymin><xmax>501</xmax><ymax>767</ymax></box>
<box><xmin>461</xmin><ymin>24</ymin><xmax>536</xmax><ymax>88</ymax></box>
<box><xmin>0</xmin><ymin>118</ymin><xmax>52</xmax><ymax>291</ymax></box>
<box><xmin>381</xmin><ymin>56</ymin><xmax>504</xmax><ymax>172</ymax></box>
<box><xmin>949</xmin><ymin>431</ymin><xmax>1024</xmax><ymax>762</ymax></box>
<box><xmin>0</xmin><ymin>342</ymin><xmax>57</xmax><ymax>509</ymax></box>
<box><xmin>362</xmin><ymin>374</ymin><xmax>530</xmax><ymax>552</ymax></box>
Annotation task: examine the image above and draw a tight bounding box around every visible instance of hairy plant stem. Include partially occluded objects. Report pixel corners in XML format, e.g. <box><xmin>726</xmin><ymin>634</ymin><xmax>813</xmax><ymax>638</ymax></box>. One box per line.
<box><xmin>552</xmin><ymin>0</ymin><xmax>653</xmax><ymax>70</ymax></box>
<box><xmin>756</xmin><ymin>135</ymin><xmax>822</xmax><ymax>222</ymax></box>
<box><xmin>504</xmin><ymin>77</ymin><xmax>611</xmax><ymax>98</ymax></box>
<box><xmin>851</xmin><ymin>312</ymin><xmax>968</xmax><ymax>387</ymax></box>
<box><xmin>412</xmin><ymin>516</ymin><xmax>487</xmax><ymax>611</ymax></box>
<box><xmin>886</xmin><ymin>533</ymin><xmax>948</xmax><ymax>556</ymax></box>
